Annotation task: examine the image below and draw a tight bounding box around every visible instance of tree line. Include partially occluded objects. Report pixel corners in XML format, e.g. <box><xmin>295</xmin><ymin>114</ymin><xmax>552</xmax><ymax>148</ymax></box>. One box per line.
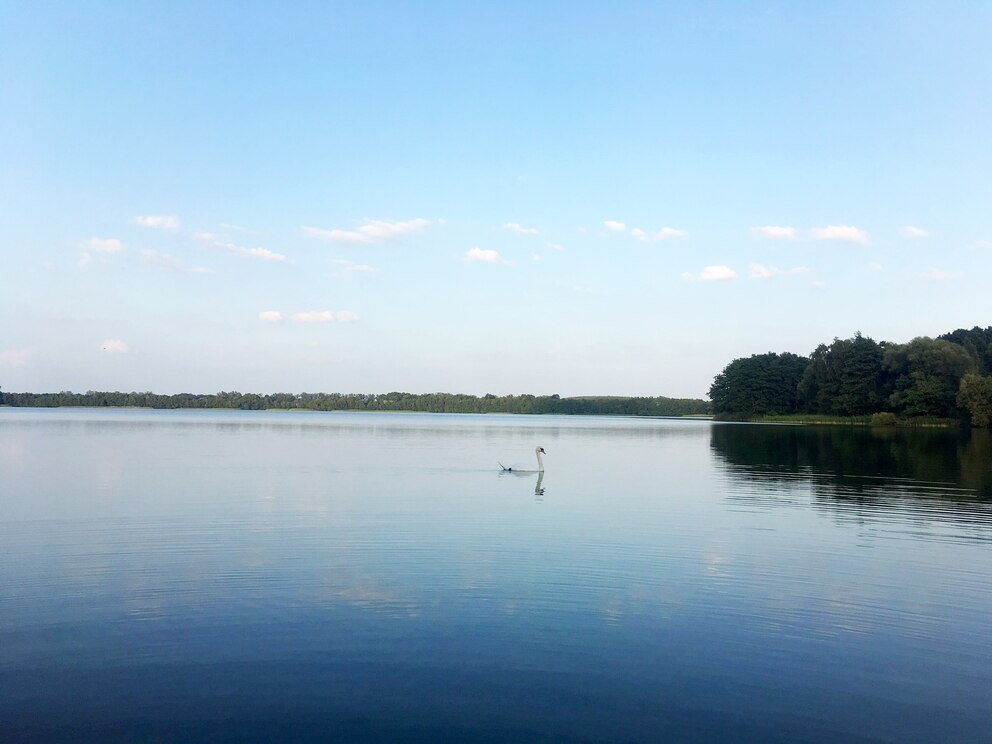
<box><xmin>709</xmin><ymin>326</ymin><xmax>992</xmax><ymax>427</ymax></box>
<box><xmin>0</xmin><ymin>388</ymin><xmax>712</xmax><ymax>417</ymax></box>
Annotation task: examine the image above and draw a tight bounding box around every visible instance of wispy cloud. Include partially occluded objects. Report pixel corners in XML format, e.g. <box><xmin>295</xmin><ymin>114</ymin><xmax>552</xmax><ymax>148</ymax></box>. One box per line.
<box><xmin>749</xmin><ymin>263</ymin><xmax>810</xmax><ymax>279</ymax></box>
<box><xmin>302</xmin><ymin>218</ymin><xmax>437</xmax><ymax>245</ymax></box>
<box><xmin>603</xmin><ymin>220</ymin><xmax>626</xmax><ymax>233</ymax></box>
<box><xmin>134</xmin><ymin>215</ymin><xmax>180</xmax><ymax>230</ymax></box>
<box><xmin>811</xmin><ymin>225</ymin><xmax>868</xmax><ymax>244</ymax></box>
<box><xmin>101</xmin><ymin>339</ymin><xmax>129</xmax><ymax>353</ymax></box>
<box><xmin>869</xmin><ymin>262</ymin><xmax>884</xmax><ymax>272</ymax></box>
<box><xmin>195</xmin><ymin>232</ymin><xmax>286</xmax><ymax>262</ymax></box>
<box><xmin>699</xmin><ymin>265</ymin><xmax>736</xmax><ymax>281</ymax></box>
<box><xmin>751</xmin><ymin>225</ymin><xmax>796</xmax><ymax>240</ymax></box>
<box><xmin>545</xmin><ymin>242</ymin><xmax>564</xmax><ymax>251</ymax></box>
<box><xmin>504</xmin><ymin>222</ymin><xmax>539</xmax><ymax>235</ymax></box>
<box><xmin>330</xmin><ymin>258</ymin><xmax>377</xmax><ymax>276</ymax></box>
<box><xmin>655</xmin><ymin>227</ymin><xmax>687</xmax><ymax>240</ymax></box>
<box><xmin>259</xmin><ymin>311</ymin><xmax>284</xmax><ymax>323</ymax></box>
<box><xmin>622</xmin><ymin>225</ymin><xmax>687</xmax><ymax>242</ymax></box>
<box><xmin>463</xmin><ymin>247</ymin><xmax>504</xmax><ymax>264</ymax></box>
<box><xmin>901</xmin><ymin>226</ymin><xmax>928</xmax><ymax>238</ymax></box>
<box><xmin>139</xmin><ymin>249</ymin><xmax>213</xmax><ymax>274</ymax></box>
<box><xmin>86</xmin><ymin>237</ymin><xmax>126</xmax><ymax>253</ymax></box>
<box><xmin>291</xmin><ymin>310</ymin><xmax>359</xmax><ymax>323</ymax></box>
<box><xmin>921</xmin><ymin>268</ymin><xmax>955</xmax><ymax>281</ymax></box>
<box><xmin>0</xmin><ymin>348</ymin><xmax>33</xmax><ymax>366</ymax></box>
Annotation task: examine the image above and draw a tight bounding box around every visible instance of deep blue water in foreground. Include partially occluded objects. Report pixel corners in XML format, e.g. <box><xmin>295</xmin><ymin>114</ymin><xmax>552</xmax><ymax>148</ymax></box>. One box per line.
<box><xmin>2</xmin><ymin>409</ymin><xmax>991</xmax><ymax>742</ymax></box>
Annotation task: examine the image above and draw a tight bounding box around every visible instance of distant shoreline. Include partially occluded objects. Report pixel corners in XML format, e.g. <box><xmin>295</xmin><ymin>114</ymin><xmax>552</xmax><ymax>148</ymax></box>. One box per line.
<box><xmin>0</xmin><ymin>390</ymin><xmax>712</xmax><ymax>418</ymax></box>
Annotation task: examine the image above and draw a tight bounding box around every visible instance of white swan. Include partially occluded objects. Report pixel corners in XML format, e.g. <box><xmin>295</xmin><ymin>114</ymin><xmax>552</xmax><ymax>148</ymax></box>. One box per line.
<box><xmin>499</xmin><ymin>446</ymin><xmax>546</xmax><ymax>473</ymax></box>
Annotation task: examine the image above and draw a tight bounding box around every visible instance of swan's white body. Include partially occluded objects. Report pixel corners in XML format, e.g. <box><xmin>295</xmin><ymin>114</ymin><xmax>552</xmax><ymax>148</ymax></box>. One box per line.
<box><xmin>499</xmin><ymin>446</ymin><xmax>546</xmax><ymax>473</ymax></box>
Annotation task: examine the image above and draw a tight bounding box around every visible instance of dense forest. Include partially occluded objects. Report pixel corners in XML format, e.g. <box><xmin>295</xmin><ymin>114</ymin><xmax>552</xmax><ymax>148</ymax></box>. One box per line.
<box><xmin>709</xmin><ymin>326</ymin><xmax>992</xmax><ymax>427</ymax></box>
<box><xmin>0</xmin><ymin>389</ymin><xmax>711</xmax><ymax>418</ymax></box>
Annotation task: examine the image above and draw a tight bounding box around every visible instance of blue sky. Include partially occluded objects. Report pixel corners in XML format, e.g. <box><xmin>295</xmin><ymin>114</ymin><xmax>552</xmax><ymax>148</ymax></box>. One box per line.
<box><xmin>2</xmin><ymin>1</ymin><xmax>990</xmax><ymax>398</ymax></box>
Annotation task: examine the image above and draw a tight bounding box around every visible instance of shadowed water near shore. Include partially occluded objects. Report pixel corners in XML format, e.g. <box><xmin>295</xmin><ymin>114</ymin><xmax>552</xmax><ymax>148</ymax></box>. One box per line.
<box><xmin>2</xmin><ymin>409</ymin><xmax>991</xmax><ymax>742</ymax></box>
<box><xmin>711</xmin><ymin>422</ymin><xmax>992</xmax><ymax>507</ymax></box>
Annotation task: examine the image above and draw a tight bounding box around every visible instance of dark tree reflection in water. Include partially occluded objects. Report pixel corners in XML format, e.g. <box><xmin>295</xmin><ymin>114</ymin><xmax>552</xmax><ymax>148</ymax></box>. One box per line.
<box><xmin>711</xmin><ymin>424</ymin><xmax>992</xmax><ymax>529</ymax></box>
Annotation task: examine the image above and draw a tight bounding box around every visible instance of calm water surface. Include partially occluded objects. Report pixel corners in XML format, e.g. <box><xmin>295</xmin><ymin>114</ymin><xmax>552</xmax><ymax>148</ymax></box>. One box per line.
<box><xmin>2</xmin><ymin>409</ymin><xmax>991</xmax><ymax>742</ymax></box>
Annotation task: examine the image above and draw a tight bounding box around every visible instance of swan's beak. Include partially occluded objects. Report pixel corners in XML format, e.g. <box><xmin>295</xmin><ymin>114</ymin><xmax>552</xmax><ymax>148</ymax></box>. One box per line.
<box><xmin>540</xmin><ymin>447</ymin><xmax>546</xmax><ymax>453</ymax></box>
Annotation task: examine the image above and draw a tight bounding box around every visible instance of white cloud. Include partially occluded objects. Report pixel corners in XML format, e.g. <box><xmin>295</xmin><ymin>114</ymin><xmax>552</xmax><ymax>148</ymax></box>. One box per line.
<box><xmin>463</xmin><ymin>247</ymin><xmax>503</xmax><ymax>263</ymax></box>
<box><xmin>626</xmin><ymin>226</ymin><xmax>688</xmax><ymax>243</ymax></box>
<box><xmin>291</xmin><ymin>310</ymin><xmax>359</xmax><ymax>323</ymax></box>
<box><xmin>134</xmin><ymin>215</ymin><xmax>180</xmax><ymax>230</ymax></box>
<box><xmin>259</xmin><ymin>310</ymin><xmax>284</xmax><ymax>323</ymax></box>
<box><xmin>869</xmin><ymin>262</ymin><xmax>884</xmax><ymax>272</ymax></box>
<box><xmin>86</xmin><ymin>237</ymin><xmax>125</xmax><ymax>253</ymax></box>
<box><xmin>545</xmin><ymin>242</ymin><xmax>564</xmax><ymax>251</ymax></box>
<box><xmin>921</xmin><ymin>268</ymin><xmax>955</xmax><ymax>281</ymax></box>
<box><xmin>603</xmin><ymin>220</ymin><xmax>626</xmax><ymax>233</ymax></box>
<box><xmin>531</xmin><ymin>253</ymin><xmax>541</xmax><ymax>262</ymax></box>
<box><xmin>330</xmin><ymin>258</ymin><xmax>377</xmax><ymax>276</ymax></box>
<box><xmin>0</xmin><ymin>348</ymin><xmax>33</xmax><ymax>366</ymax></box>
<box><xmin>655</xmin><ymin>227</ymin><xmax>688</xmax><ymax>240</ymax></box>
<box><xmin>101</xmin><ymin>339</ymin><xmax>129</xmax><ymax>353</ymax></box>
<box><xmin>139</xmin><ymin>249</ymin><xmax>213</xmax><ymax>274</ymax></box>
<box><xmin>811</xmin><ymin>225</ymin><xmax>868</xmax><ymax>244</ymax></box>
<box><xmin>749</xmin><ymin>263</ymin><xmax>810</xmax><ymax>279</ymax></box>
<box><xmin>302</xmin><ymin>218</ymin><xmax>436</xmax><ymax>245</ymax></box>
<box><xmin>78</xmin><ymin>252</ymin><xmax>93</xmax><ymax>267</ymax></box>
<box><xmin>700</xmin><ymin>265</ymin><xmax>736</xmax><ymax>281</ymax></box>
<box><xmin>195</xmin><ymin>232</ymin><xmax>286</xmax><ymax>262</ymax></box>
<box><xmin>751</xmin><ymin>226</ymin><xmax>796</xmax><ymax>240</ymax></box>
<box><xmin>901</xmin><ymin>226</ymin><xmax>927</xmax><ymax>238</ymax></box>
<box><xmin>504</xmin><ymin>222</ymin><xmax>539</xmax><ymax>235</ymax></box>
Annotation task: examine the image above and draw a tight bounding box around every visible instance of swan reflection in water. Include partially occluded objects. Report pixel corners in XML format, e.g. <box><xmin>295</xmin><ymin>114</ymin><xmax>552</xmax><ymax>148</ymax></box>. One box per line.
<box><xmin>498</xmin><ymin>446</ymin><xmax>546</xmax><ymax>498</ymax></box>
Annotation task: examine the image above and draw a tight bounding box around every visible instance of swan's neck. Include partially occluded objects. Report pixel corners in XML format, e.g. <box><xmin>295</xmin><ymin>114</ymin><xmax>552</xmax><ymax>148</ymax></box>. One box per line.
<box><xmin>535</xmin><ymin>448</ymin><xmax>544</xmax><ymax>472</ymax></box>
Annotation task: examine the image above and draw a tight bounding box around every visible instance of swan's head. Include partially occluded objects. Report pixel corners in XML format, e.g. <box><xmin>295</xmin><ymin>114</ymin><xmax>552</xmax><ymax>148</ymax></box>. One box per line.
<box><xmin>537</xmin><ymin>446</ymin><xmax>546</xmax><ymax>454</ymax></box>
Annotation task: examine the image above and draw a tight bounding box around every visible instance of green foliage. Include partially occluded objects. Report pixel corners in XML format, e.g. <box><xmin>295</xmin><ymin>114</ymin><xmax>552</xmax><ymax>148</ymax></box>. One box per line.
<box><xmin>709</xmin><ymin>352</ymin><xmax>808</xmax><ymax>416</ymax></box>
<box><xmin>939</xmin><ymin>326</ymin><xmax>992</xmax><ymax>375</ymax></box>
<box><xmin>884</xmin><ymin>337</ymin><xmax>975</xmax><ymax>418</ymax></box>
<box><xmin>0</xmin><ymin>389</ymin><xmax>711</xmax><ymax>417</ymax></box>
<box><xmin>870</xmin><ymin>412</ymin><xmax>898</xmax><ymax>427</ymax></box>
<box><xmin>713</xmin><ymin>327</ymin><xmax>992</xmax><ymax>421</ymax></box>
<box><xmin>957</xmin><ymin>374</ymin><xmax>992</xmax><ymax>428</ymax></box>
<box><xmin>797</xmin><ymin>333</ymin><xmax>887</xmax><ymax>415</ymax></box>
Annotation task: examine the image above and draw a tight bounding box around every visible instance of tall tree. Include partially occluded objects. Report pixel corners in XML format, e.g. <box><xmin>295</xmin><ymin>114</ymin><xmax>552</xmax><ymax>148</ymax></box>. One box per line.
<box><xmin>884</xmin><ymin>337</ymin><xmax>976</xmax><ymax>418</ymax></box>
<box><xmin>957</xmin><ymin>374</ymin><xmax>992</xmax><ymax>427</ymax></box>
<box><xmin>709</xmin><ymin>352</ymin><xmax>809</xmax><ymax>415</ymax></box>
<box><xmin>797</xmin><ymin>333</ymin><xmax>887</xmax><ymax>415</ymax></box>
<box><xmin>939</xmin><ymin>326</ymin><xmax>992</xmax><ymax>375</ymax></box>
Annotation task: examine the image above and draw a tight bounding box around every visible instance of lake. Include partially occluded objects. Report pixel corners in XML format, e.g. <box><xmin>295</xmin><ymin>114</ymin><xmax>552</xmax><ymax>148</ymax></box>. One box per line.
<box><xmin>2</xmin><ymin>408</ymin><xmax>991</xmax><ymax>742</ymax></box>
